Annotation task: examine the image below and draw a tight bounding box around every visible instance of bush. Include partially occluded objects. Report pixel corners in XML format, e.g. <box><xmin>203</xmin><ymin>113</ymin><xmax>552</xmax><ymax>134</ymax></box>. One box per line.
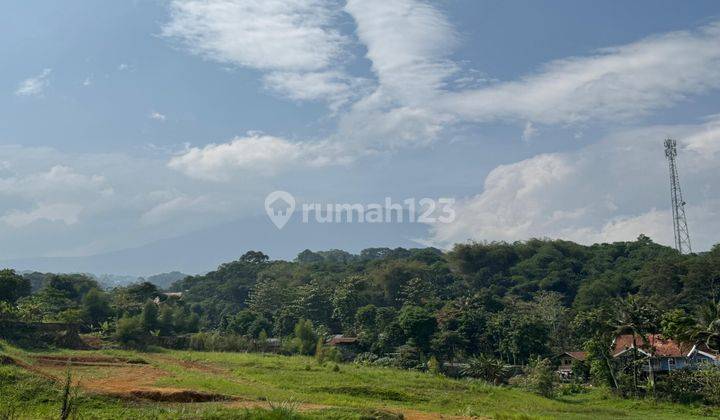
<box><xmin>0</xmin><ymin>301</ymin><xmax>18</xmax><ymax>321</ymax></box>
<box><xmin>115</xmin><ymin>315</ymin><xmax>149</xmax><ymax>349</ymax></box>
<box><xmin>315</xmin><ymin>340</ymin><xmax>342</xmax><ymax>365</ymax></box>
<box><xmin>188</xmin><ymin>332</ymin><xmax>252</xmax><ymax>352</ymax></box>
<box><xmin>427</xmin><ymin>356</ymin><xmax>441</xmax><ymax>375</ymax></box>
<box><xmin>514</xmin><ymin>357</ymin><xmax>556</xmax><ymax>398</ymax></box>
<box><xmin>293</xmin><ymin>319</ymin><xmax>317</xmax><ymax>356</ymax></box>
<box><xmin>461</xmin><ymin>354</ymin><xmax>507</xmax><ymax>385</ymax></box>
<box><xmin>373</xmin><ymin>357</ymin><xmax>396</xmax><ymax>367</ymax></box>
<box><xmin>557</xmin><ymin>382</ymin><xmax>588</xmax><ymax>396</ymax></box>
<box><xmin>656</xmin><ymin>365</ymin><xmax>720</xmax><ymax>405</ymax></box>
<box><xmin>614</xmin><ymin>371</ymin><xmax>636</xmax><ymax>398</ymax></box>
<box><xmin>354</xmin><ymin>352</ymin><xmax>379</xmax><ymax>366</ymax></box>
<box><xmin>695</xmin><ymin>364</ymin><xmax>720</xmax><ymax>405</ymax></box>
<box><xmin>394</xmin><ymin>343</ymin><xmax>423</xmax><ymax>369</ymax></box>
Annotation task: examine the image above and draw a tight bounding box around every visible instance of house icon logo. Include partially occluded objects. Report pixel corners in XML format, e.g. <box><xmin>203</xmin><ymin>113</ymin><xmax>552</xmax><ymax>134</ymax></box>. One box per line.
<box><xmin>264</xmin><ymin>190</ymin><xmax>295</xmax><ymax>230</ymax></box>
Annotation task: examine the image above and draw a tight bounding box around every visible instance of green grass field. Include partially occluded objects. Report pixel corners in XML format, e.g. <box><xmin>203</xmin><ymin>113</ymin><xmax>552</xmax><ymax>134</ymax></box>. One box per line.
<box><xmin>1</xmin><ymin>341</ymin><xmax>718</xmax><ymax>419</ymax></box>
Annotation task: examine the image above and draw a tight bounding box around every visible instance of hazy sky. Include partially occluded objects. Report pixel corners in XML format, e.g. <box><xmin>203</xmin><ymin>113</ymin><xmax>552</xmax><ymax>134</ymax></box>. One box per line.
<box><xmin>2</xmin><ymin>0</ymin><xmax>720</xmax><ymax>262</ymax></box>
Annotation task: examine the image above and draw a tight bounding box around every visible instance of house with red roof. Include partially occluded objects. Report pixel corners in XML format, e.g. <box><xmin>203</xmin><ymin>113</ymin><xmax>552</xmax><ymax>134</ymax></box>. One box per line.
<box><xmin>612</xmin><ymin>334</ymin><xmax>719</xmax><ymax>373</ymax></box>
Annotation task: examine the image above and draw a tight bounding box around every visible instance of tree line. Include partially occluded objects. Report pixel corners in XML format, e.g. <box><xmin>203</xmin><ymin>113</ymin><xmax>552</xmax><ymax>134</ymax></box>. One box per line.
<box><xmin>1</xmin><ymin>235</ymin><xmax>719</xmax><ymax>401</ymax></box>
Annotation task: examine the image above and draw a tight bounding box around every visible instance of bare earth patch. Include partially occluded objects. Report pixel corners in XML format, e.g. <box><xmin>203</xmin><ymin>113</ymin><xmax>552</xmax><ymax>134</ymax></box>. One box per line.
<box><xmin>31</xmin><ymin>354</ymin><xmax>147</xmax><ymax>367</ymax></box>
<box><xmin>110</xmin><ymin>388</ymin><xmax>231</xmax><ymax>403</ymax></box>
<box><xmin>17</xmin><ymin>352</ymin><xmax>478</xmax><ymax>418</ymax></box>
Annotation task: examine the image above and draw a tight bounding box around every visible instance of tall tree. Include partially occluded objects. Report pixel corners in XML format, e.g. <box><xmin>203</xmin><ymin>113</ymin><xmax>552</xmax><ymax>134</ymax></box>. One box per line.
<box><xmin>611</xmin><ymin>296</ymin><xmax>659</xmax><ymax>394</ymax></box>
<box><xmin>0</xmin><ymin>269</ymin><xmax>31</xmax><ymax>303</ymax></box>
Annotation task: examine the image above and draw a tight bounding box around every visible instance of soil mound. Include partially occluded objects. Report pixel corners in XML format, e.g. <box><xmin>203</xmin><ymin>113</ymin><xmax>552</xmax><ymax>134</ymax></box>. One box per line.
<box><xmin>113</xmin><ymin>389</ymin><xmax>231</xmax><ymax>402</ymax></box>
<box><xmin>31</xmin><ymin>355</ymin><xmax>147</xmax><ymax>366</ymax></box>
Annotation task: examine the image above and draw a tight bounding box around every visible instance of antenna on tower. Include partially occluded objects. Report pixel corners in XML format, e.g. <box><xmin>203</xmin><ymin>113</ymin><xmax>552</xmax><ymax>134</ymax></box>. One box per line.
<box><xmin>664</xmin><ymin>138</ymin><xmax>692</xmax><ymax>254</ymax></box>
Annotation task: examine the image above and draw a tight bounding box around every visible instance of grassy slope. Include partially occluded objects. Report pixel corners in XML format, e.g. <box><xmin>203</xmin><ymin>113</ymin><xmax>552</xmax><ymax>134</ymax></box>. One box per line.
<box><xmin>157</xmin><ymin>351</ymin><xmax>718</xmax><ymax>419</ymax></box>
<box><xmin>1</xmin><ymin>342</ymin><xmax>718</xmax><ymax>419</ymax></box>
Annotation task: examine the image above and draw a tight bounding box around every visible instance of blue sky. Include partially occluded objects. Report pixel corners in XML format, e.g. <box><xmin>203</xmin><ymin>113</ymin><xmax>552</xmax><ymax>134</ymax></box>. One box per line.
<box><xmin>1</xmin><ymin>0</ymin><xmax>720</xmax><ymax>272</ymax></box>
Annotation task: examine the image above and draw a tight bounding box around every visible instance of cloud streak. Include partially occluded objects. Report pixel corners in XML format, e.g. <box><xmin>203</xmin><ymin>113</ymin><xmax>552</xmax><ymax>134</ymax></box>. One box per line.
<box><xmin>15</xmin><ymin>68</ymin><xmax>52</xmax><ymax>97</ymax></box>
<box><xmin>441</xmin><ymin>22</ymin><xmax>720</xmax><ymax>124</ymax></box>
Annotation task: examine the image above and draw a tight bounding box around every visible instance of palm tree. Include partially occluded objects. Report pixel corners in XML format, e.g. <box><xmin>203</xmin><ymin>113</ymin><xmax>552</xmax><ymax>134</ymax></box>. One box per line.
<box><xmin>461</xmin><ymin>354</ymin><xmax>508</xmax><ymax>385</ymax></box>
<box><xmin>611</xmin><ymin>296</ymin><xmax>658</xmax><ymax>395</ymax></box>
<box><xmin>693</xmin><ymin>300</ymin><xmax>720</xmax><ymax>352</ymax></box>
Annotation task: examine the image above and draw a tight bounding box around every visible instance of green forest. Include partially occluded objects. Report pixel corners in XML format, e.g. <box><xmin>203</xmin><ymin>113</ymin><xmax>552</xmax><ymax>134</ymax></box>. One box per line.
<box><xmin>2</xmin><ymin>236</ymin><xmax>720</xmax><ymax>410</ymax></box>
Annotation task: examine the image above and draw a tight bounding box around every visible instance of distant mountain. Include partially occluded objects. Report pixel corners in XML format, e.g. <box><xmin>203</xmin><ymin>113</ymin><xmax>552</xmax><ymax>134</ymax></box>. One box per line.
<box><xmin>1</xmin><ymin>212</ymin><xmax>428</xmax><ymax>276</ymax></box>
<box><xmin>146</xmin><ymin>271</ymin><xmax>189</xmax><ymax>290</ymax></box>
<box><xmin>17</xmin><ymin>270</ymin><xmax>189</xmax><ymax>291</ymax></box>
<box><xmin>93</xmin><ymin>273</ymin><xmax>140</xmax><ymax>289</ymax></box>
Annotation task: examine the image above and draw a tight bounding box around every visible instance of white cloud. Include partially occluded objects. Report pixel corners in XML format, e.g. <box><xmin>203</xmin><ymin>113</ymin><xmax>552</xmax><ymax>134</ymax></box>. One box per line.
<box><xmin>521</xmin><ymin>121</ymin><xmax>537</xmax><ymax>142</ymax></box>
<box><xmin>0</xmin><ymin>146</ymin><xmax>258</xmax><ymax>258</ymax></box>
<box><xmin>262</xmin><ymin>71</ymin><xmax>369</xmax><ymax>111</ymax></box>
<box><xmin>346</xmin><ymin>3</ymin><xmax>720</xmax><ymax>144</ymax></box>
<box><xmin>1</xmin><ymin>203</ymin><xmax>82</xmax><ymax>228</ymax></box>
<box><xmin>167</xmin><ymin>133</ymin><xmax>351</xmax><ymax>181</ymax></box>
<box><xmin>345</xmin><ymin>0</ymin><xmax>457</xmax><ymax>104</ymax></box>
<box><xmin>430</xmin><ymin>153</ymin><xmax>576</xmax><ymax>243</ymax></box>
<box><xmin>15</xmin><ymin>68</ymin><xmax>52</xmax><ymax>97</ymax></box>
<box><xmin>0</xmin><ymin>165</ymin><xmax>112</xmax><ymax>230</ymax></box>
<box><xmin>0</xmin><ymin>165</ymin><xmax>110</xmax><ymax>200</ymax></box>
<box><xmin>429</xmin><ymin>117</ymin><xmax>720</xmax><ymax>251</ymax></box>
<box><xmin>163</xmin><ymin>0</ymin><xmax>346</xmax><ymax>71</ymax></box>
<box><xmin>441</xmin><ymin>22</ymin><xmax>720</xmax><ymax>124</ymax></box>
<box><xmin>149</xmin><ymin>111</ymin><xmax>167</xmax><ymax>121</ymax></box>
<box><xmin>335</xmin><ymin>92</ymin><xmax>455</xmax><ymax>149</ymax></box>
<box><xmin>684</xmin><ymin>116</ymin><xmax>720</xmax><ymax>156</ymax></box>
<box><xmin>162</xmin><ymin>0</ymin><xmax>362</xmax><ymax>107</ymax></box>
<box><xmin>163</xmin><ymin>1</ymin><xmax>720</xmax><ymax>154</ymax></box>
<box><xmin>82</xmin><ymin>76</ymin><xmax>92</xmax><ymax>86</ymax></box>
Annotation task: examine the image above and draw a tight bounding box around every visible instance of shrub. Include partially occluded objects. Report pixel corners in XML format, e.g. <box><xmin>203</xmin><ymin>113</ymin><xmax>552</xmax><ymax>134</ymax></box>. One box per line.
<box><xmin>373</xmin><ymin>357</ymin><xmax>396</xmax><ymax>367</ymax></box>
<box><xmin>695</xmin><ymin>364</ymin><xmax>720</xmax><ymax>405</ymax></box>
<box><xmin>264</xmin><ymin>399</ymin><xmax>301</xmax><ymax>419</ymax></box>
<box><xmin>656</xmin><ymin>365</ymin><xmax>720</xmax><ymax>405</ymax></box>
<box><xmin>427</xmin><ymin>356</ymin><xmax>441</xmax><ymax>375</ymax></box>
<box><xmin>461</xmin><ymin>354</ymin><xmax>507</xmax><ymax>385</ymax></box>
<box><xmin>354</xmin><ymin>352</ymin><xmax>379</xmax><ymax>366</ymax></box>
<box><xmin>614</xmin><ymin>371</ymin><xmax>636</xmax><ymax>398</ymax></box>
<box><xmin>0</xmin><ymin>301</ymin><xmax>18</xmax><ymax>321</ymax></box>
<box><xmin>188</xmin><ymin>332</ymin><xmax>251</xmax><ymax>352</ymax></box>
<box><xmin>315</xmin><ymin>340</ymin><xmax>342</xmax><ymax>365</ymax></box>
<box><xmin>518</xmin><ymin>357</ymin><xmax>556</xmax><ymax>398</ymax></box>
<box><xmin>558</xmin><ymin>382</ymin><xmax>588</xmax><ymax>396</ymax></box>
<box><xmin>394</xmin><ymin>343</ymin><xmax>422</xmax><ymax>369</ymax></box>
<box><xmin>115</xmin><ymin>315</ymin><xmax>148</xmax><ymax>349</ymax></box>
<box><xmin>293</xmin><ymin>319</ymin><xmax>317</xmax><ymax>356</ymax></box>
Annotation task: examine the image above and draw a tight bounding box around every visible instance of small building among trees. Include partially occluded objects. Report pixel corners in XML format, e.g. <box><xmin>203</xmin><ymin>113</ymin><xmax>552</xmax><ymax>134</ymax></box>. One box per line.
<box><xmin>612</xmin><ymin>334</ymin><xmax>720</xmax><ymax>374</ymax></box>
<box><xmin>556</xmin><ymin>351</ymin><xmax>587</xmax><ymax>380</ymax></box>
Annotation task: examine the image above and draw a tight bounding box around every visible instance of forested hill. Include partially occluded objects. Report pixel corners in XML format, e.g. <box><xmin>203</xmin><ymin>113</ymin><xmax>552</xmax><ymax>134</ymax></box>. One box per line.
<box><xmin>170</xmin><ymin>236</ymin><xmax>719</xmax><ymax>359</ymax></box>
<box><xmin>2</xmin><ymin>235</ymin><xmax>719</xmax><ymax>369</ymax></box>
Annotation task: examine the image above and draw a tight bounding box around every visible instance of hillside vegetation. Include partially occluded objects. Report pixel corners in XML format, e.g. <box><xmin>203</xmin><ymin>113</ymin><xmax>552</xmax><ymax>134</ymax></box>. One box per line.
<box><xmin>1</xmin><ymin>236</ymin><xmax>720</xmax><ymax>417</ymax></box>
